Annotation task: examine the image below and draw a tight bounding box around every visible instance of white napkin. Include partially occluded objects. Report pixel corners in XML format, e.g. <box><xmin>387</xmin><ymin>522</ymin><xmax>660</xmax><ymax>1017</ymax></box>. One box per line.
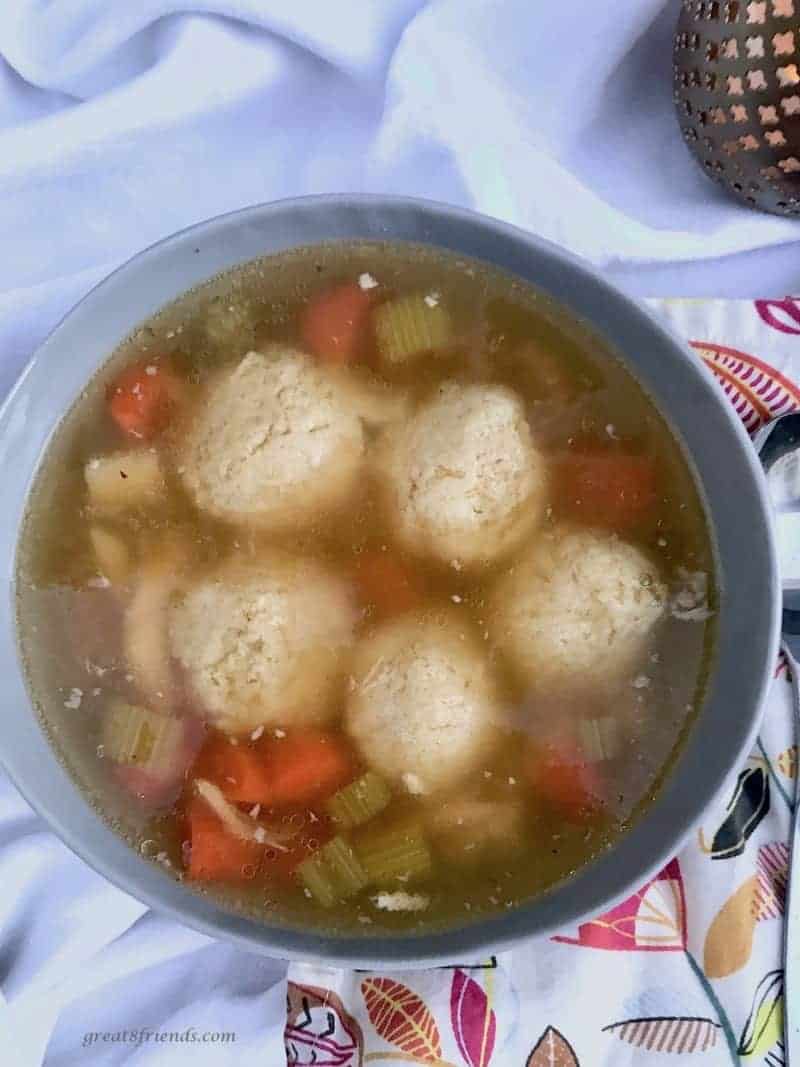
<box><xmin>1</xmin><ymin>4</ymin><xmax>799</xmax><ymax>1065</ymax></box>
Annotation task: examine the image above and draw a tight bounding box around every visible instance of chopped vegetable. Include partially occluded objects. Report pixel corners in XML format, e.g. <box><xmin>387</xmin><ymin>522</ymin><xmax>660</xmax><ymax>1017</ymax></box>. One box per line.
<box><xmin>108</xmin><ymin>362</ymin><xmax>182</xmax><ymax>440</ymax></box>
<box><xmin>326</xmin><ymin>771</ymin><xmax>392</xmax><ymax>829</ymax></box>
<box><xmin>185</xmin><ymin>793</ymin><xmax>263</xmax><ymax>882</ymax></box>
<box><xmin>355</xmin><ymin>820</ymin><xmax>433</xmax><ymax>885</ymax></box>
<box><xmin>85</xmin><ymin>451</ymin><xmax>166</xmax><ymax>514</ymax></box>
<box><xmin>352</xmin><ymin>552</ymin><xmax>422</xmax><ymax>620</ymax></box>
<box><xmin>578</xmin><ymin>717</ymin><xmax>620</xmax><ymax>762</ymax></box>
<box><xmin>297</xmin><ymin>836</ymin><xmax>368</xmax><ymax>906</ymax></box>
<box><xmin>374</xmin><ymin>293</ymin><xmax>453</xmax><ymax>365</ymax></box>
<box><xmin>113</xmin><ymin>713</ymin><xmax>205</xmax><ymax>809</ymax></box>
<box><xmin>525</xmin><ymin>740</ymin><xmax>604</xmax><ymax>822</ymax></box>
<box><xmin>123</xmin><ymin>555</ymin><xmax>183</xmax><ymax>707</ymax></box>
<box><xmin>198</xmin><ymin>730</ymin><xmax>355</xmax><ymax>807</ymax></box>
<box><xmin>89</xmin><ymin>526</ymin><xmax>131</xmax><ymax>587</ymax></box>
<box><xmin>261</xmin><ymin>731</ymin><xmax>356</xmax><ymax>808</ymax></box>
<box><xmin>558</xmin><ymin>453</ymin><xmax>658</xmax><ymax>531</ymax></box>
<box><xmin>428</xmin><ymin>798</ymin><xmax>523</xmax><ymax>865</ymax></box>
<box><xmin>103</xmin><ymin>700</ymin><xmax>185</xmax><ymax>774</ymax></box>
<box><xmin>302</xmin><ymin>282</ymin><xmax>374</xmax><ymax>365</ymax></box>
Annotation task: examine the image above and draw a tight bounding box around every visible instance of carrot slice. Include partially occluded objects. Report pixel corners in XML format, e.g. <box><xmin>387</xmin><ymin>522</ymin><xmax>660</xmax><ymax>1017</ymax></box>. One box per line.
<box><xmin>266</xmin><ymin>731</ymin><xmax>356</xmax><ymax>808</ymax></box>
<box><xmin>192</xmin><ymin>730</ymin><xmax>356</xmax><ymax>808</ymax></box>
<box><xmin>352</xmin><ymin>551</ymin><xmax>422</xmax><ymax>621</ymax></box>
<box><xmin>557</xmin><ymin>453</ymin><xmax>658</xmax><ymax>531</ymax></box>
<box><xmin>525</xmin><ymin>740</ymin><xmax>604</xmax><ymax>822</ymax></box>
<box><xmin>108</xmin><ymin>361</ymin><xmax>182</xmax><ymax>440</ymax></box>
<box><xmin>301</xmin><ymin>282</ymin><xmax>373</xmax><ymax>365</ymax></box>
<box><xmin>193</xmin><ymin>735</ymin><xmax>271</xmax><ymax>805</ymax></box>
<box><xmin>185</xmin><ymin>795</ymin><xmax>264</xmax><ymax>882</ymax></box>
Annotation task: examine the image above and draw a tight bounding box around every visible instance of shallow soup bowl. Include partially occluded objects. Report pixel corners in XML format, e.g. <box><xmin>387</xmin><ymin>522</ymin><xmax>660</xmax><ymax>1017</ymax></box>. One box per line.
<box><xmin>0</xmin><ymin>195</ymin><xmax>780</xmax><ymax>968</ymax></box>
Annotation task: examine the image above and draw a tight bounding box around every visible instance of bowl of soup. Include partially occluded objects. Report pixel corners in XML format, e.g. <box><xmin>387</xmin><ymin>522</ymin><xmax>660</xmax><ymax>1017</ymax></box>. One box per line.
<box><xmin>0</xmin><ymin>196</ymin><xmax>779</xmax><ymax>966</ymax></box>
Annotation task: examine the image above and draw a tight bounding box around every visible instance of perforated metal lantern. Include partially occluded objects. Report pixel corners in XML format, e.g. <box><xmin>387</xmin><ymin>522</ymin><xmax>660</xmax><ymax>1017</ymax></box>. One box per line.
<box><xmin>674</xmin><ymin>0</ymin><xmax>800</xmax><ymax>216</ymax></box>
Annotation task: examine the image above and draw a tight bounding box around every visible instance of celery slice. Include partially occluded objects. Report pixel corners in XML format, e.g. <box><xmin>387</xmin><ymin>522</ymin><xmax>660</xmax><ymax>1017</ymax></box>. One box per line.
<box><xmin>324</xmin><ymin>837</ymin><xmax>368</xmax><ymax>896</ymax></box>
<box><xmin>103</xmin><ymin>700</ymin><xmax>183</xmax><ymax>774</ymax></box>
<box><xmin>375</xmin><ymin>294</ymin><xmax>453</xmax><ymax>365</ymax></box>
<box><xmin>326</xmin><ymin>772</ymin><xmax>392</xmax><ymax>829</ymax></box>
<box><xmin>355</xmin><ymin>820</ymin><xmax>432</xmax><ymax>885</ymax></box>
<box><xmin>298</xmin><ymin>854</ymin><xmax>338</xmax><ymax>908</ymax></box>
<box><xmin>298</xmin><ymin>836</ymin><xmax>368</xmax><ymax>907</ymax></box>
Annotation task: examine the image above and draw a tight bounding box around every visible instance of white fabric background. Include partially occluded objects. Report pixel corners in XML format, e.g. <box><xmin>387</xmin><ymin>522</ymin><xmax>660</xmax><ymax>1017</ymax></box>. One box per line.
<box><xmin>1</xmin><ymin>2</ymin><xmax>799</xmax><ymax>1064</ymax></box>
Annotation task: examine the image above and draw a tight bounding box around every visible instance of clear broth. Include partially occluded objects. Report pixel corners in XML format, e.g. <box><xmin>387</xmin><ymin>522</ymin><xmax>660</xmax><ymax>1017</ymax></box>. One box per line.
<box><xmin>16</xmin><ymin>242</ymin><xmax>715</xmax><ymax>935</ymax></box>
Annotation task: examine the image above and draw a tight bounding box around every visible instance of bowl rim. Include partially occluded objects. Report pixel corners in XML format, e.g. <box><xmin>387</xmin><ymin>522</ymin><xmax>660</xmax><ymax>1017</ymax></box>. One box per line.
<box><xmin>0</xmin><ymin>193</ymin><xmax>781</xmax><ymax>968</ymax></box>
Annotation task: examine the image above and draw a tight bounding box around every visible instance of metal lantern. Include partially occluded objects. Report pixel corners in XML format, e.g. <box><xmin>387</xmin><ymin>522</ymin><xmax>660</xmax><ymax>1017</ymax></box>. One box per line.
<box><xmin>674</xmin><ymin>0</ymin><xmax>800</xmax><ymax>216</ymax></box>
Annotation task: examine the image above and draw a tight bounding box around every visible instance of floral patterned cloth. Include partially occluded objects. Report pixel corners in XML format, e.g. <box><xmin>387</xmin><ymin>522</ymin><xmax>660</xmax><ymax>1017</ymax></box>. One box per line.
<box><xmin>283</xmin><ymin>298</ymin><xmax>800</xmax><ymax>1067</ymax></box>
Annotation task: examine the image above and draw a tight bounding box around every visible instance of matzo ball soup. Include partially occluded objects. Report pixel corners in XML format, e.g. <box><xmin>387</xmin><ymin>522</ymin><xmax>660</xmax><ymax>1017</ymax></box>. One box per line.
<box><xmin>16</xmin><ymin>242</ymin><xmax>715</xmax><ymax>934</ymax></box>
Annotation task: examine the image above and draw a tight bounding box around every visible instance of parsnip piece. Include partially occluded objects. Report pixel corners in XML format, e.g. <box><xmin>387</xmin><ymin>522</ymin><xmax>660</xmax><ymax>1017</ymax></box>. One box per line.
<box><xmin>85</xmin><ymin>451</ymin><xmax>166</xmax><ymax>514</ymax></box>
<box><xmin>89</xmin><ymin>526</ymin><xmax>131</xmax><ymax>586</ymax></box>
<box><xmin>123</xmin><ymin>552</ymin><xmax>183</xmax><ymax>708</ymax></box>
